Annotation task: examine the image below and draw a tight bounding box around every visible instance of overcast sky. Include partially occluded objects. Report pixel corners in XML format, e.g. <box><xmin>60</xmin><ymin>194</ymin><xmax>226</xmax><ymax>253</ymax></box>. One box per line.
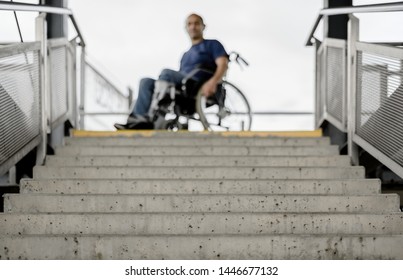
<box><xmin>1</xmin><ymin>0</ymin><xmax>402</xmax><ymax>130</ymax></box>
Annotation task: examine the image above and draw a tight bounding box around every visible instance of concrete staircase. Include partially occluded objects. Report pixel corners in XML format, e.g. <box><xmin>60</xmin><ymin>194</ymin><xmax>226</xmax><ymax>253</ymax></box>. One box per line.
<box><xmin>1</xmin><ymin>131</ymin><xmax>403</xmax><ymax>259</ymax></box>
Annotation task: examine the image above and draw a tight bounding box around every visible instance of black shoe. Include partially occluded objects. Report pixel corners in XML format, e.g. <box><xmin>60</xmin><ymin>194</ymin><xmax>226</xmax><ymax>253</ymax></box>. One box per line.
<box><xmin>114</xmin><ymin>114</ymin><xmax>154</xmax><ymax>130</ymax></box>
<box><xmin>114</xmin><ymin>123</ymin><xmax>129</xmax><ymax>130</ymax></box>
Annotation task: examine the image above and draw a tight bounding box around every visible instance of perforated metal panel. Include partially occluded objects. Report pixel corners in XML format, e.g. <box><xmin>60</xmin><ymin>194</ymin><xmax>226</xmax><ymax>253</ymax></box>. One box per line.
<box><xmin>49</xmin><ymin>45</ymin><xmax>68</xmax><ymax>125</ymax></box>
<box><xmin>326</xmin><ymin>46</ymin><xmax>346</xmax><ymax>127</ymax></box>
<box><xmin>356</xmin><ymin>49</ymin><xmax>403</xmax><ymax>168</ymax></box>
<box><xmin>315</xmin><ymin>39</ymin><xmax>347</xmax><ymax>131</ymax></box>
<box><xmin>0</xmin><ymin>49</ymin><xmax>40</xmax><ymax>166</ymax></box>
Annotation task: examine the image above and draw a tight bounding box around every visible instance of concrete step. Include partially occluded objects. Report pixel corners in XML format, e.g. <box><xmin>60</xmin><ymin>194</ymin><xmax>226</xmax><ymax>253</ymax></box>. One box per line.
<box><xmin>32</xmin><ymin>166</ymin><xmax>365</xmax><ymax>180</ymax></box>
<box><xmin>65</xmin><ymin>137</ymin><xmax>331</xmax><ymax>147</ymax></box>
<box><xmin>70</xmin><ymin>130</ymin><xmax>323</xmax><ymax>139</ymax></box>
<box><xmin>4</xmin><ymin>194</ymin><xmax>399</xmax><ymax>213</ymax></box>
<box><xmin>1</xmin><ymin>213</ymin><xmax>403</xmax><ymax>235</ymax></box>
<box><xmin>45</xmin><ymin>155</ymin><xmax>351</xmax><ymax>167</ymax></box>
<box><xmin>55</xmin><ymin>146</ymin><xmax>339</xmax><ymax>156</ymax></box>
<box><xmin>20</xmin><ymin>178</ymin><xmax>381</xmax><ymax>195</ymax></box>
<box><xmin>1</xmin><ymin>234</ymin><xmax>403</xmax><ymax>259</ymax></box>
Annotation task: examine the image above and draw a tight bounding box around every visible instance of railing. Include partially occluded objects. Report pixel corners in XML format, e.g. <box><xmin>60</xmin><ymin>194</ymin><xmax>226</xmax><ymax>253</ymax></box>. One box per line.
<box><xmin>0</xmin><ymin>42</ymin><xmax>41</xmax><ymax>175</ymax></box>
<box><xmin>0</xmin><ymin>2</ymin><xmax>130</xmax><ymax>176</ymax></box>
<box><xmin>80</xmin><ymin>61</ymin><xmax>131</xmax><ymax>129</ymax></box>
<box><xmin>309</xmin><ymin>2</ymin><xmax>403</xmax><ymax>178</ymax></box>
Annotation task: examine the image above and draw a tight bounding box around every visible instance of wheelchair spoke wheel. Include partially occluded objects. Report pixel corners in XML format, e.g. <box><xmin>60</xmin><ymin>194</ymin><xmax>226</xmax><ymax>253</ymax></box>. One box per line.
<box><xmin>196</xmin><ymin>81</ymin><xmax>252</xmax><ymax>131</ymax></box>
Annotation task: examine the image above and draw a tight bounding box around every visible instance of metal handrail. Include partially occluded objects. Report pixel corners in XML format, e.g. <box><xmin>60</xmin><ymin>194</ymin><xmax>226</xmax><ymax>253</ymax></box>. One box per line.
<box><xmin>0</xmin><ymin>1</ymin><xmax>71</xmax><ymax>14</ymax></box>
<box><xmin>0</xmin><ymin>1</ymin><xmax>85</xmax><ymax>46</ymax></box>
<box><xmin>0</xmin><ymin>41</ymin><xmax>41</xmax><ymax>59</ymax></box>
<box><xmin>306</xmin><ymin>2</ymin><xmax>403</xmax><ymax>46</ymax></box>
<box><xmin>85</xmin><ymin>61</ymin><xmax>128</xmax><ymax>98</ymax></box>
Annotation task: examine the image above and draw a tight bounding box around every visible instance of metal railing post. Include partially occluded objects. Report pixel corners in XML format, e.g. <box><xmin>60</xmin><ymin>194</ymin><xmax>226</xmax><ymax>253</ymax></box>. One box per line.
<box><xmin>314</xmin><ymin>39</ymin><xmax>321</xmax><ymax>128</ymax></box>
<box><xmin>35</xmin><ymin>13</ymin><xmax>48</xmax><ymax>166</ymax></box>
<box><xmin>71</xmin><ymin>39</ymin><xmax>78</xmax><ymax>128</ymax></box>
<box><xmin>342</xmin><ymin>40</ymin><xmax>348</xmax><ymax>129</ymax></box>
<box><xmin>8</xmin><ymin>166</ymin><xmax>16</xmax><ymax>185</ymax></box>
<box><xmin>323</xmin><ymin>40</ymin><xmax>328</xmax><ymax>120</ymax></box>
<box><xmin>347</xmin><ymin>15</ymin><xmax>359</xmax><ymax>165</ymax></box>
<box><xmin>46</xmin><ymin>38</ymin><xmax>52</xmax><ymax>131</ymax></box>
<box><xmin>79</xmin><ymin>45</ymin><xmax>86</xmax><ymax>129</ymax></box>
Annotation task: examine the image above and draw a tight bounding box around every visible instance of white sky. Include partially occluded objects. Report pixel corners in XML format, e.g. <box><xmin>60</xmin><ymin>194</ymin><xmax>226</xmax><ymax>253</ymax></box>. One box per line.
<box><xmin>1</xmin><ymin>0</ymin><xmax>403</xmax><ymax>130</ymax></box>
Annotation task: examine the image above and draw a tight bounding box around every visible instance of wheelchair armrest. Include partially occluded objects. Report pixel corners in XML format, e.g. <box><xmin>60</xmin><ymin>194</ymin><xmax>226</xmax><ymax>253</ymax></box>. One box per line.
<box><xmin>181</xmin><ymin>68</ymin><xmax>215</xmax><ymax>88</ymax></box>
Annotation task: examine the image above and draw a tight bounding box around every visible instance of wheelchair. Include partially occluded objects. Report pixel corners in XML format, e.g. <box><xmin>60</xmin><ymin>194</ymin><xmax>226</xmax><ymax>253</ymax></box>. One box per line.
<box><xmin>148</xmin><ymin>52</ymin><xmax>252</xmax><ymax>131</ymax></box>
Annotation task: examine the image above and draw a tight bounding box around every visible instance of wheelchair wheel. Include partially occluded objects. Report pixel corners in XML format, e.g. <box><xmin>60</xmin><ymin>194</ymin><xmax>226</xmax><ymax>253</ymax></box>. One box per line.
<box><xmin>196</xmin><ymin>81</ymin><xmax>252</xmax><ymax>131</ymax></box>
<box><xmin>154</xmin><ymin>115</ymin><xmax>185</xmax><ymax>131</ymax></box>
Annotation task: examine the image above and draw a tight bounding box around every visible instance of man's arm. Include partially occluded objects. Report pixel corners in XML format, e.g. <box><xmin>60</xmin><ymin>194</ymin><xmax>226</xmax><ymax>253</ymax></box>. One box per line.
<box><xmin>201</xmin><ymin>56</ymin><xmax>229</xmax><ymax>97</ymax></box>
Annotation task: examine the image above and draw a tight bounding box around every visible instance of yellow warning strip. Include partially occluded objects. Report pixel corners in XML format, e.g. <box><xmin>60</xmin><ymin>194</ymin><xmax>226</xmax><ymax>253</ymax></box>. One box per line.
<box><xmin>218</xmin><ymin>130</ymin><xmax>323</xmax><ymax>138</ymax></box>
<box><xmin>71</xmin><ymin>129</ymin><xmax>322</xmax><ymax>138</ymax></box>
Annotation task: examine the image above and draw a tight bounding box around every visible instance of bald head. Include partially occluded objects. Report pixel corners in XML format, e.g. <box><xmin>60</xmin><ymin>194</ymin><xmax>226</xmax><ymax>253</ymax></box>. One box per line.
<box><xmin>185</xmin><ymin>13</ymin><xmax>205</xmax><ymax>44</ymax></box>
<box><xmin>186</xmin><ymin>13</ymin><xmax>205</xmax><ymax>26</ymax></box>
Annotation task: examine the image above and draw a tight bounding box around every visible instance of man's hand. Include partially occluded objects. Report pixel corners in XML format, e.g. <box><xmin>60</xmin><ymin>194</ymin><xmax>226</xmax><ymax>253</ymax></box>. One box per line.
<box><xmin>201</xmin><ymin>78</ymin><xmax>218</xmax><ymax>97</ymax></box>
<box><xmin>200</xmin><ymin>56</ymin><xmax>228</xmax><ymax>97</ymax></box>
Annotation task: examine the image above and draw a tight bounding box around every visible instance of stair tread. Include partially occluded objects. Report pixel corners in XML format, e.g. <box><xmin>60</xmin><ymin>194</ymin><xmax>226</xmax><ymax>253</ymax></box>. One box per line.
<box><xmin>1</xmin><ymin>234</ymin><xmax>403</xmax><ymax>259</ymax></box>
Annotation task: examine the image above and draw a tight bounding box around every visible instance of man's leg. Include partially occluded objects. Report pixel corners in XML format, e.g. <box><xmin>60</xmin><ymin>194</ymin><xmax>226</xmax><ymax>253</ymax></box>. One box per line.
<box><xmin>132</xmin><ymin>78</ymin><xmax>155</xmax><ymax>116</ymax></box>
<box><xmin>114</xmin><ymin>78</ymin><xmax>154</xmax><ymax>130</ymax></box>
<box><xmin>115</xmin><ymin>70</ymin><xmax>185</xmax><ymax>130</ymax></box>
<box><xmin>139</xmin><ymin>69</ymin><xmax>186</xmax><ymax>117</ymax></box>
<box><xmin>132</xmin><ymin>69</ymin><xmax>185</xmax><ymax>116</ymax></box>
<box><xmin>159</xmin><ymin>69</ymin><xmax>186</xmax><ymax>85</ymax></box>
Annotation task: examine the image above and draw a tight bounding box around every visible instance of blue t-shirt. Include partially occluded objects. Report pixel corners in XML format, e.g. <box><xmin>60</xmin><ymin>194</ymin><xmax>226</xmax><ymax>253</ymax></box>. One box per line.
<box><xmin>180</xmin><ymin>39</ymin><xmax>228</xmax><ymax>81</ymax></box>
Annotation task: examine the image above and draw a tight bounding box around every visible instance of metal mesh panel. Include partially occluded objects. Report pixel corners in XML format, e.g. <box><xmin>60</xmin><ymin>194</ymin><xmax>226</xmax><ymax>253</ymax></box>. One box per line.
<box><xmin>0</xmin><ymin>50</ymin><xmax>40</xmax><ymax>166</ymax></box>
<box><xmin>49</xmin><ymin>45</ymin><xmax>68</xmax><ymax>124</ymax></box>
<box><xmin>326</xmin><ymin>46</ymin><xmax>345</xmax><ymax>127</ymax></box>
<box><xmin>356</xmin><ymin>50</ymin><xmax>403</xmax><ymax>166</ymax></box>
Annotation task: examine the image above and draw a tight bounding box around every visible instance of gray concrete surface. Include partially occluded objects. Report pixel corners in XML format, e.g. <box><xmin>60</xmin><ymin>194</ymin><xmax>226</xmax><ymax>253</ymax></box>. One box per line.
<box><xmin>20</xmin><ymin>178</ymin><xmax>381</xmax><ymax>195</ymax></box>
<box><xmin>44</xmin><ymin>155</ymin><xmax>351</xmax><ymax>167</ymax></box>
<box><xmin>55</xmin><ymin>145</ymin><xmax>340</xmax><ymax>156</ymax></box>
<box><xmin>64</xmin><ymin>137</ymin><xmax>331</xmax><ymax>146</ymax></box>
<box><xmin>32</xmin><ymin>166</ymin><xmax>365</xmax><ymax>180</ymax></box>
<box><xmin>1</xmin><ymin>235</ymin><xmax>403</xmax><ymax>259</ymax></box>
<box><xmin>4</xmin><ymin>194</ymin><xmax>399</xmax><ymax>213</ymax></box>
<box><xmin>1</xmin><ymin>134</ymin><xmax>401</xmax><ymax>260</ymax></box>
<box><xmin>1</xmin><ymin>212</ymin><xmax>403</xmax><ymax>235</ymax></box>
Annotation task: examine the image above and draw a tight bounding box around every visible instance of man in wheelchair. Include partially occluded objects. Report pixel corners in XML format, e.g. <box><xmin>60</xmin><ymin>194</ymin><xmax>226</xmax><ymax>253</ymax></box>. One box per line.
<box><xmin>114</xmin><ymin>13</ymin><xmax>229</xmax><ymax>130</ymax></box>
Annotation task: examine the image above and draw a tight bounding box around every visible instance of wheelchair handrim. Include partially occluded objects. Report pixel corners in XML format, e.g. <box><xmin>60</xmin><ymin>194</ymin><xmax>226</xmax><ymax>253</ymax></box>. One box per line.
<box><xmin>196</xmin><ymin>81</ymin><xmax>252</xmax><ymax>131</ymax></box>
